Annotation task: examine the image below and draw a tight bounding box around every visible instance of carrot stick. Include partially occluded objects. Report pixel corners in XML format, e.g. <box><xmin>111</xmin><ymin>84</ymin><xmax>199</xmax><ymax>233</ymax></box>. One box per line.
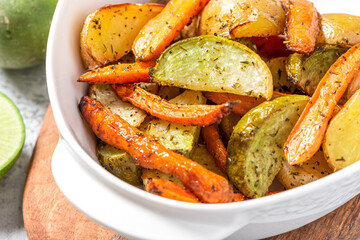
<box><xmin>204</xmin><ymin>91</ymin><xmax>286</xmax><ymax>116</ymax></box>
<box><xmin>145</xmin><ymin>179</ymin><xmax>201</xmax><ymax>203</ymax></box>
<box><xmin>79</xmin><ymin>96</ymin><xmax>233</xmax><ymax>203</ymax></box>
<box><xmin>232</xmin><ymin>193</ymin><xmax>247</xmax><ymax>202</ymax></box>
<box><xmin>112</xmin><ymin>84</ymin><xmax>235</xmax><ymax>126</ymax></box>
<box><xmin>281</xmin><ymin>0</ymin><xmax>320</xmax><ymax>54</ymax></box>
<box><xmin>78</xmin><ymin>62</ymin><xmax>155</xmax><ymax>84</ymax></box>
<box><xmin>132</xmin><ymin>0</ymin><xmax>210</xmax><ymax>61</ymax></box>
<box><xmin>201</xmin><ymin>125</ymin><xmax>227</xmax><ymax>175</ymax></box>
<box><xmin>284</xmin><ymin>43</ymin><xmax>360</xmax><ymax>165</ymax></box>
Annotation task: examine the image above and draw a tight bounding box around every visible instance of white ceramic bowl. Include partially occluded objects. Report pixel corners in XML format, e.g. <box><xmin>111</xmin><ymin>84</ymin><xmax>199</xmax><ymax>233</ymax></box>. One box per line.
<box><xmin>47</xmin><ymin>0</ymin><xmax>360</xmax><ymax>239</ymax></box>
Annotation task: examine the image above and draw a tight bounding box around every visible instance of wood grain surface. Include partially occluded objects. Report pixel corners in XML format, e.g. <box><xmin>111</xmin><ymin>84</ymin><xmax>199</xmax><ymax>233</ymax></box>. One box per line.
<box><xmin>22</xmin><ymin>106</ymin><xmax>360</xmax><ymax>240</ymax></box>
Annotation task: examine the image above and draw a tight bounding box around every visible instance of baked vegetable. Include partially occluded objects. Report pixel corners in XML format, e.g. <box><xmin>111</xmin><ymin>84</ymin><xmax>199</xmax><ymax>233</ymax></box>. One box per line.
<box><xmin>96</xmin><ymin>140</ymin><xmax>142</xmax><ymax>186</ymax></box>
<box><xmin>190</xmin><ymin>144</ymin><xmax>225</xmax><ymax>177</ymax></box>
<box><xmin>281</xmin><ymin>0</ymin><xmax>320</xmax><ymax>54</ymax></box>
<box><xmin>204</xmin><ymin>91</ymin><xmax>286</xmax><ymax>116</ymax></box>
<box><xmin>112</xmin><ymin>84</ymin><xmax>233</xmax><ymax>126</ymax></box>
<box><xmin>317</xmin><ymin>14</ymin><xmax>360</xmax><ymax>46</ymax></box>
<box><xmin>142</xmin><ymin>90</ymin><xmax>206</xmax><ymax>157</ymax></box>
<box><xmin>79</xmin><ymin>62</ymin><xmax>155</xmax><ymax>84</ymax></box>
<box><xmin>267</xmin><ymin>57</ymin><xmax>296</xmax><ymax>93</ymax></box>
<box><xmin>89</xmin><ymin>84</ymin><xmax>147</xmax><ymax>127</ymax></box>
<box><xmin>80</xmin><ymin>4</ymin><xmax>164</xmax><ymax>69</ymax></box>
<box><xmin>323</xmin><ymin>89</ymin><xmax>360</xmax><ymax>171</ymax></box>
<box><xmin>79</xmin><ymin>96</ymin><xmax>233</xmax><ymax>203</ymax></box>
<box><xmin>277</xmin><ymin>150</ymin><xmax>332</xmax><ymax>189</ymax></box>
<box><xmin>199</xmin><ymin>0</ymin><xmax>285</xmax><ymax>38</ymax></box>
<box><xmin>145</xmin><ymin>179</ymin><xmax>200</xmax><ymax>203</ymax></box>
<box><xmin>219</xmin><ymin>113</ymin><xmax>241</xmax><ymax>143</ymax></box>
<box><xmin>347</xmin><ymin>70</ymin><xmax>360</xmax><ymax>99</ymax></box>
<box><xmin>227</xmin><ymin>95</ymin><xmax>309</xmax><ymax>198</ymax></box>
<box><xmin>284</xmin><ymin>42</ymin><xmax>360</xmax><ymax>166</ymax></box>
<box><xmin>151</xmin><ymin>36</ymin><xmax>273</xmax><ymax>100</ymax></box>
<box><xmin>286</xmin><ymin>44</ymin><xmax>348</xmax><ymax>96</ymax></box>
<box><xmin>132</xmin><ymin>0</ymin><xmax>210</xmax><ymax>61</ymax></box>
<box><xmin>198</xmin><ymin>122</ymin><xmax>227</xmax><ymax>174</ymax></box>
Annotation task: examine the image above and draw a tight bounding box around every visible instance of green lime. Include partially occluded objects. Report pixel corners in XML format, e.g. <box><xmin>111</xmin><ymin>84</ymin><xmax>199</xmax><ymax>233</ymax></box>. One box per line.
<box><xmin>0</xmin><ymin>92</ymin><xmax>25</xmax><ymax>178</ymax></box>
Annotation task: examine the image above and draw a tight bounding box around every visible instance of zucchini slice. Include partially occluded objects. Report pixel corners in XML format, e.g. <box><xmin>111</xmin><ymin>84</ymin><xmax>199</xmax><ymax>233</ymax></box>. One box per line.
<box><xmin>96</xmin><ymin>140</ymin><xmax>142</xmax><ymax>186</ymax></box>
<box><xmin>227</xmin><ymin>95</ymin><xmax>309</xmax><ymax>198</ymax></box>
<box><xmin>151</xmin><ymin>35</ymin><xmax>273</xmax><ymax>100</ymax></box>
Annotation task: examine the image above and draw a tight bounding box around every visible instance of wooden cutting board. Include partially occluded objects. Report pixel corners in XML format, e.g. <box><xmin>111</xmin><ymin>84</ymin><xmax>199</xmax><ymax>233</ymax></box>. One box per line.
<box><xmin>23</xmin><ymin>106</ymin><xmax>360</xmax><ymax>240</ymax></box>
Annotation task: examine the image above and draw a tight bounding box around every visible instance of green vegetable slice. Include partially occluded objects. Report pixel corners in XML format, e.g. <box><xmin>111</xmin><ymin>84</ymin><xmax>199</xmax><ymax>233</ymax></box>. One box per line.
<box><xmin>96</xmin><ymin>140</ymin><xmax>142</xmax><ymax>186</ymax></box>
<box><xmin>0</xmin><ymin>92</ymin><xmax>25</xmax><ymax>178</ymax></box>
<box><xmin>227</xmin><ymin>95</ymin><xmax>309</xmax><ymax>198</ymax></box>
<box><xmin>286</xmin><ymin>44</ymin><xmax>348</xmax><ymax>96</ymax></box>
<box><xmin>151</xmin><ymin>35</ymin><xmax>273</xmax><ymax>100</ymax></box>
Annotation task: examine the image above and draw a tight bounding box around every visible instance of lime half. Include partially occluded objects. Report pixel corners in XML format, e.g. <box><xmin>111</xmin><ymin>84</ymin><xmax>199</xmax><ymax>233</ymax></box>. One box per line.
<box><xmin>0</xmin><ymin>92</ymin><xmax>25</xmax><ymax>178</ymax></box>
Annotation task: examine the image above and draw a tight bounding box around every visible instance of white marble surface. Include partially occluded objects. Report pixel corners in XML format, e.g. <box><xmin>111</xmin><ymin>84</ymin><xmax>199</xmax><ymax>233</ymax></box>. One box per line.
<box><xmin>0</xmin><ymin>63</ymin><xmax>49</xmax><ymax>240</ymax></box>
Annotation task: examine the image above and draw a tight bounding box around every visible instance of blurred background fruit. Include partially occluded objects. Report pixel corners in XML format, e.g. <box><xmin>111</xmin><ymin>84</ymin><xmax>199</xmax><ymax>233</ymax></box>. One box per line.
<box><xmin>0</xmin><ymin>0</ymin><xmax>57</xmax><ymax>69</ymax></box>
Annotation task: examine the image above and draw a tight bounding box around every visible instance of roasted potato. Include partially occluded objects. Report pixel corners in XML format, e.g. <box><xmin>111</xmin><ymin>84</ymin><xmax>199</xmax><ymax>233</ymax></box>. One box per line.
<box><xmin>227</xmin><ymin>95</ymin><xmax>309</xmax><ymax>198</ymax></box>
<box><xmin>96</xmin><ymin>140</ymin><xmax>142</xmax><ymax>186</ymax></box>
<box><xmin>199</xmin><ymin>0</ymin><xmax>285</xmax><ymax>38</ymax></box>
<box><xmin>151</xmin><ymin>35</ymin><xmax>273</xmax><ymax>100</ymax></box>
<box><xmin>80</xmin><ymin>4</ymin><xmax>164</xmax><ymax>69</ymax></box>
<box><xmin>317</xmin><ymin>13</ymin><xmax>360</xmax><ymax>46</ymax></box>
<box><xmin>277</xmin><ymin>150</ymin><xmax>332</xmax><ymax>189</ymax></box>
<box><xmin>323</xmin><ymin>88</ymin><xmax>360</xmax><ymax>171</ymax></box>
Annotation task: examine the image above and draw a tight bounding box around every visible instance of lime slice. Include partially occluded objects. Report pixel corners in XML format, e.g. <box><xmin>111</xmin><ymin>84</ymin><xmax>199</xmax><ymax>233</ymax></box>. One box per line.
<box><xmin>0</xmin><ymin>92</ymin><xmax>25</xmax><ymax>178</ymax></box>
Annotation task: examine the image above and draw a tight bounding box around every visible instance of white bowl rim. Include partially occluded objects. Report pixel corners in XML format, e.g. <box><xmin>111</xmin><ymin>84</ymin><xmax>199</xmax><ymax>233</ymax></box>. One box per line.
<box><xmin>46</xmin><ymin>0</ymin><xmax>360</xmax><ymax>213</ymax></box>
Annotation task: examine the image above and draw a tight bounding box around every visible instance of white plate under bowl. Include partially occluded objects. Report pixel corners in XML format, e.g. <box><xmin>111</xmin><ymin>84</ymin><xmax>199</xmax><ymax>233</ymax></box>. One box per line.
<box><xmin>46</xmin><ymin>0</ymin><xmax>360</xmax><ymax>239</ymax></box>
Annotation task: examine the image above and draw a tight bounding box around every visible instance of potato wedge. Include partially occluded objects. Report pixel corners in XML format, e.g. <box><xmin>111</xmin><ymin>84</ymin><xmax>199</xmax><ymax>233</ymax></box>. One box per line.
<box><xmin>323</xmin><ymin>89</ymin><xmax>360</xmax><ymax>171</ymax></box>
<box><xmin>267</xmin><ymin>57</ymin><xmax>296</xmax><ymax>93</ymax></box>
<box><xmin>96</xmin><ymin>140</ymin><xmax>142</xmax><ymax>186</ymax></box>
<box><xmin>227</xmin><ymin>95</ymin><xmax>309</xmax><ymax>198</ymax></box>
<box><xmin>277</xmin><ymin>150</ymin><xmax>332</xmax><ymax>189</ymax></box>
<box><xmin>80</xmin><ymin>4</ymin><xmax>164</xmax><ymax>69</ymax></box>
<box><xmin>286</xmin><ymin>44</ymin><xmax>348</xmax><ymax>96</ymax></box>
<box><xmin>89</xmin><ymin>84</ymin><xmax>147</xmax><ymax>127</ymax></box>
<box><xmin>229</xmin><ymin>0</ymin><xmax>285</xmax><ymax>38</ymax></box>
<box><xmin>151</xmin><ymin>36</ymin><xmax>273</xmax><ymax>100</ymax></box>
<box><xmin>199</xmin><ymin>0</ymin><xmax>285</xmax><ymax>38</ymax></box>
<box><xmin>317</xmin><ymin>14</ymin><xmax>360</xmax><ymax>46</ymax></box>
<box><xmin>143</xmin><ymin>90</ymin><xmax>206</xmax><ymax>157</ymax></box>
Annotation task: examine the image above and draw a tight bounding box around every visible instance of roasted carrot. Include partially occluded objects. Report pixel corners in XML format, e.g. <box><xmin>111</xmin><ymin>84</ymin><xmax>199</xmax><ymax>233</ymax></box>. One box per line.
<box><xmin>145</xmin><ymin>179</ymin><xmax>201</xmax><ymax>203</ymax></box>
<box><xmin>232</xmin><ymin>193</ymin><xmax>247</xmax><ymax>202</ymax></box>
<box><xmin>132</xmin><ymin>0</ymin><xmax>210</xmax><ymax>61</ymax></box>
<box><xmin>204</xmin><ymin>91</ymin><xmax>286</xmax><ymax>116</ymax></box>
<box><xmin>79</xmin><ymin>96</ymin><xmax>233</xmax><ymax>203</ymax></box>
<box><xmin>284</xmin><ymin>43</ymin><xmax>360</xmax><ymax>165</ymax></box>
<box><xmin>78</xmin><ymin>62</ymin><xmax>155</xmax><ymax>84</ymax></box>
<box><xmin>281</xmin><ymin>0</ymin><xmax>320</xmax><ymax>54</ymax></box>
<box><xmin>112</xmin><ymin>84</ymin><xmax>234</xmax><ymax>126</ymax></box>
<box><xmin>201</xmin><ymin>125</ymin><xmax>227</xmax><ymax>175</ymax></box>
